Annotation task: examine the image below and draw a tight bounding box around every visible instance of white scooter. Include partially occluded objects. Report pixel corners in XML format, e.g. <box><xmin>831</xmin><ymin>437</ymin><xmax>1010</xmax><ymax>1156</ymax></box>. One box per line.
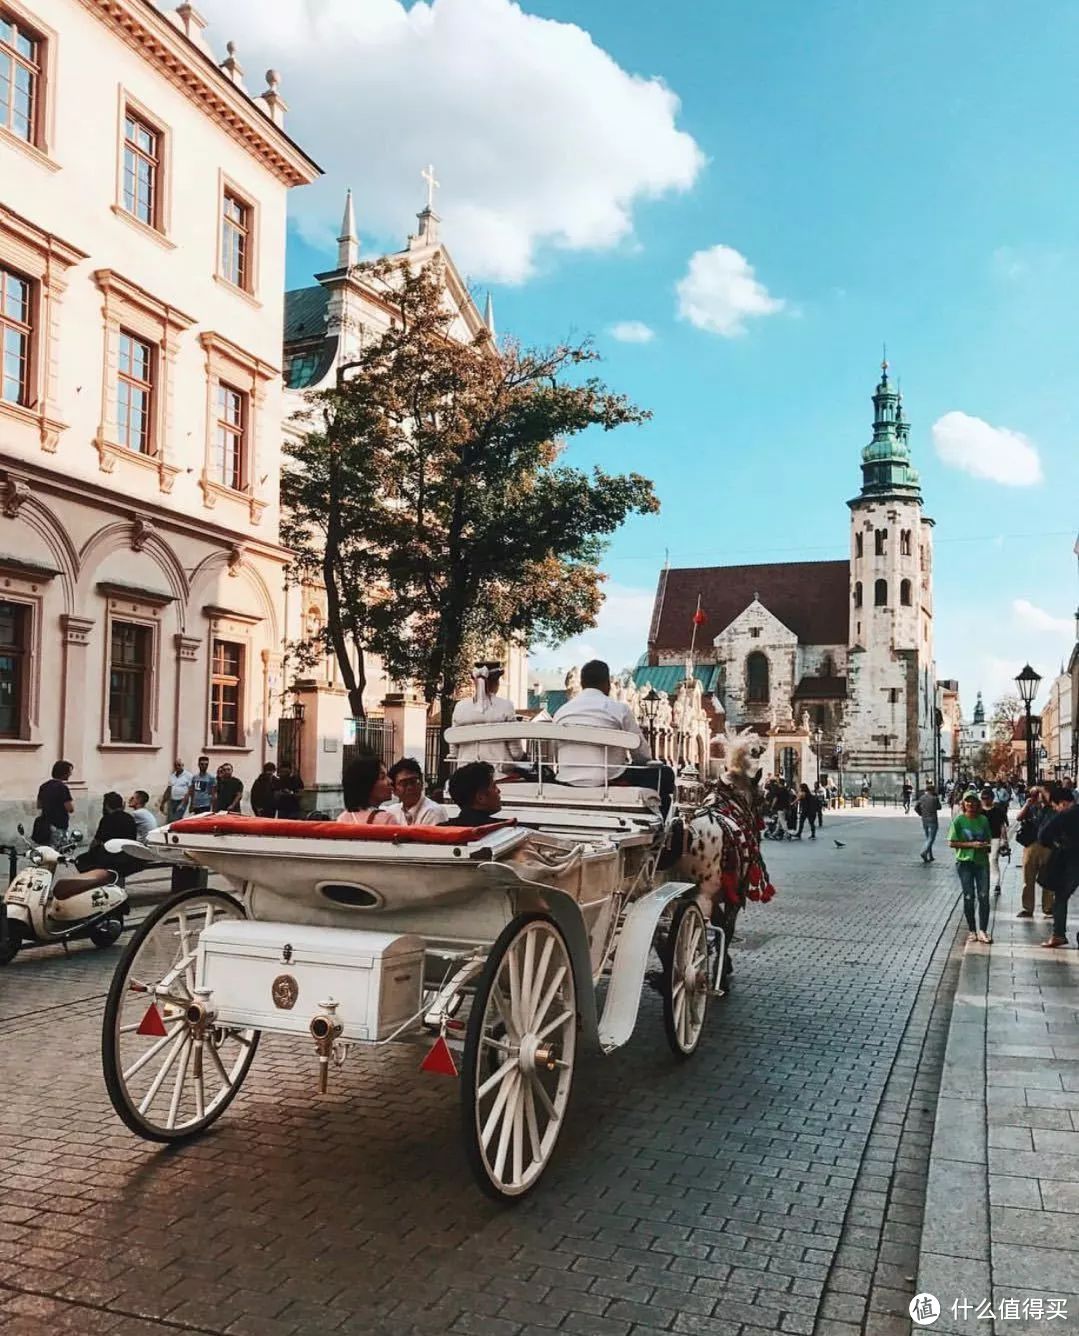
<box><xmin>0</xmin><ymin>825</ymin><xmax>129</xmax><ymax>965</ymax></box>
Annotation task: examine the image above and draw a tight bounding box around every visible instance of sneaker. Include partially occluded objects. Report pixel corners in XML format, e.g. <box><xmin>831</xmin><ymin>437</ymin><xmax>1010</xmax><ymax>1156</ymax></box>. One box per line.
<box><xmin>976</xmin><ymin>930</ymin><xmax>992</xmax><ymax>944</ymax></box>
<box><xmin>1016</xmin><ymin>910</ymin><xmax>1033</xmax><ymax>919</ymax></box>
<box><xmin>920</xmin><ymin>851</ymin><xmax>928</xmax><ymax>863</ymax></box>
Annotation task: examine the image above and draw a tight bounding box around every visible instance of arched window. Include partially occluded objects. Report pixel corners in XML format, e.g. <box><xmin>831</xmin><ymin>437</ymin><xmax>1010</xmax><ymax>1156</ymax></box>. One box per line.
<box><xmin>874</xmin><ymin>578</ymin><xmax>888</xmax><ymax>607</ymax></box>
<box><xmin>875</xmin><ymin>529</ymin><xmax>887</xmax><ymax>556</ymax></box>
<box><xmin>746</xmin><ymin>651</ymin><xmax>769</xmax><ymax>704</ymax></box>
<box><xmin>900</xmin><ymin>578</ymin><xmax>912</xmax><ymax>606</ymax></box>
<box><xmin>821</xmin><ymin>653</ymin><xmax>835</xmax><ymax>676</ymax></box>
<box><xmin>855</xmin><ymin>533</ymin><xmax>863</xmax><ymax>558</ymax></box>
<box><xmin>854</xmin><ymin>581</ymin><xmax>862</xmax><ymax>609</ymax></box>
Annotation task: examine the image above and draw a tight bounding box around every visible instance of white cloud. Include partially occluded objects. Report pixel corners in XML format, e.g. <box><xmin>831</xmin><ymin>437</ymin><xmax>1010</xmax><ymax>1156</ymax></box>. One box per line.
<box><xmin>675</xmin><ymin>244</ymin><xmax>785</xmax><ymax>337</ymax></box>
<box><xmin>194</xmin><ymin>0</ymin><xmax>704</xmax><ymax>284</ymax></box>
<box><xmin>1013</xmin><ymin>599</ymin><xmax>1072</xmax><ymax>636</ymax></box>
<box><xmin>608</xmin><ymin>321</ymin><xmax>656</xmax><ymax>343</ymax></box>
<box><xmin>529</xmin><ymin>583</ymin><xmax>655</xmax><ymax>675</ymax></box>
<box><xmin>931</xmin><ymin>411</ymin><xmax>1043</xmax><ymax>486</ymax></box>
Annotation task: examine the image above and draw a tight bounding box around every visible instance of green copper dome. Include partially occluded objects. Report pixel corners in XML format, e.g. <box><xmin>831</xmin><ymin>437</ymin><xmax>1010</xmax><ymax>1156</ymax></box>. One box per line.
<box><xmin>857</xmin><ymin>360</ymin><xmax>922</xmax><ymax>499</ymax></box>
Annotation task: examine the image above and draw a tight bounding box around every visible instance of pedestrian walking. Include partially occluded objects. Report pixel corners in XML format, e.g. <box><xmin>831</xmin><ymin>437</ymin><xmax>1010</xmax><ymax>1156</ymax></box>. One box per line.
<box><xmin>795</xmin><ymin>783</ymin><xmax>819</xmax><ymax>839</ymax></box>
<box><xmin>948</xmin><ymin>792</ymin><xmax>993</xmax><ymax>945</ymax></box>
<box><xmin>979</xmin><ymin>786</ymin><xmax>1010</xmax><ymax>896</ymax></box>
<box><xmin>211</xmin><ymin>763</ymin><xmax>243</xmax><ymax>813</ymax></box>
<box><xmin>127</xmin><ymin>791</ymin><xmax>157</xmax><ymax>840</ymax></box>
<box><xmin>915</xmin><ymin>781</ymin><xmax>941</xmax><ymax>862</ymax></box>
<box><xmin>813</xmin><ymin>780</ymin><xmax>827</xmax><ymax>826</ymax></box>
<box><xmin>33</xmin><ymin>759</ymin><xmax>74</xmax><ymax>845</ymax></box>
<box><xmin>901</xmin><ymin>778</ymin><xmax>913</xmax><ymax>813</ymax></box>
<box><xmin>160</xmin><ymin>759</ymin><xmax>193</xmax><ymax>822</ymax></box>
<box><xmin>250</xmin><ymin>762</ymin><xmax>280</xmax><ymax>817</ymax></box>
<box><xmin>1036</xmin><ymin>784</ymin><xmax>1079</xmax><ymax>949</ymax></box>
<box><xmin>1015</xmin><ymin>786</ymin><xmax>1053</xmax><ymax>920</ymax></box>
<box><xmin>189</xmin><ymin>756</ymin><xmax>214</xmax><ymax>815</ymax></box>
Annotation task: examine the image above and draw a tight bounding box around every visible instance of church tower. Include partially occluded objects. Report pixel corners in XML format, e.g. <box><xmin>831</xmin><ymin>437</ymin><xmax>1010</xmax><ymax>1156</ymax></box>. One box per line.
<box><xmin>845</xmin><ymin>360</ymin><xmax>936</xmax><ymax>792</ymax></box>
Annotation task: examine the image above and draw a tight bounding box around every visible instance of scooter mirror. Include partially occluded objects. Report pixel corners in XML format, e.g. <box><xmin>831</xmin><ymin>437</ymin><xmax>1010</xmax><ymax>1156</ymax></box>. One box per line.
<box><xmin>70</xmin><ymin>829</ymin><xmax>83</xmax><ymax>841</ymax></box>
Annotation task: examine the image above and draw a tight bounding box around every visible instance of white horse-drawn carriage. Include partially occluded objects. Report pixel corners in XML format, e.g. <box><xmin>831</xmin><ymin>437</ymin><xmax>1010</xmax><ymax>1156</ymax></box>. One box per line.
<box><xmin>101</xmin><ymin>723</ymin><xmax>730</xmax><ymax>1200</ymax></box>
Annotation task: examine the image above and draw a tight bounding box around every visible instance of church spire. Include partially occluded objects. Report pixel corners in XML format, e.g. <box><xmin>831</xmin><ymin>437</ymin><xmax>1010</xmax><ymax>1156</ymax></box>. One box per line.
<box><xmin>973</xmin><ymin>690</ymin><xmax>985</xmax><ymax>725</ymax></box>
<box><xmin>854</xmin><ymin>354</ymin><xmax>922</xmax><ymax>501</ymax></box>
<box><xmin>484</xmin><ymin>291</ymin><xmax>496</xmax><ymax>339</ymax></box>
<box><xmin>414</xmin><ymin>163</ymin><xmax>441</xmax><ymax>246</ymax></box>
<box><xmin>337</xmin><ymin>188</ymin><xmax>358</xmax><ymax>269</ymax></box>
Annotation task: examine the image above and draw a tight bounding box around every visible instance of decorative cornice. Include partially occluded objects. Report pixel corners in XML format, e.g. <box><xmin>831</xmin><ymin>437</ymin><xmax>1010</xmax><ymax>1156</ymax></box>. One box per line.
<box><xmin>0</xmin><ymin>203</ymin><xmax>88</xmax><ymax>269</ymax></box>
<box><xmin>76</xmin><ymin>0</ymin><xmax>321</xmax><ymax>187</ymax></box>
<box><xmin>203</xmin><ymin>603</ymin><xmax>262</xmax><ymax>626</ymax></box>
<box><xmin>0</xmin><ymin>554</ymin><xmax>59</xmax><ymax>582</ymax></box>
<box><xmin>198</xmin><ymin>330</ymin><xmax>279</xmax><ymax>380</ymax></box>
<box><xmin>93</xmin><ymin>269</ymin><xmax>195</xmax><ymax>331</ymax></box>
<box><xmin>97</xmin><ymin>580</ymin><xmax>175</xmax><ymax>607</ymax></box>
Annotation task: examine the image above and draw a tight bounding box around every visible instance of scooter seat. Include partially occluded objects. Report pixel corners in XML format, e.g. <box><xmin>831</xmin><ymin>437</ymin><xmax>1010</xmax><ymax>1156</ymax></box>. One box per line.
<box><xmin>52</xmin><ymin>868</ymin><xmax>114</xmax><ymax>901</ymax></box>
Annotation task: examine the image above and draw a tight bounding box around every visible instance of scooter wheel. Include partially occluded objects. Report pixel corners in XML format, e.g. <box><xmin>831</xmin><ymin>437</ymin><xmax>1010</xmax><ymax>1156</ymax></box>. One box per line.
<box><xmin>0</xmin><ymin>914</ymin><xmax>20</xmax><ymax>965</ymax></box>
<box><xmin>89</xmin><ymin>916</ymin><xmax>124</xmax><ymax>949</ymax></box>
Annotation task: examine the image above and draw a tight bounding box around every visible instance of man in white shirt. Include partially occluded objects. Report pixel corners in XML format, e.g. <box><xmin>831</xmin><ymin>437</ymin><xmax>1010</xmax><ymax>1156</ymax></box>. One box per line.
<box><xmin>551</xmin><ymin>660</ymin><xmax>653</xmax><ymax>787</ymax></box>
<box><xmin>385</xmin><ymin>758</ymin><xmax>449</xmax><ymax>826</ymax></box>
<box><xmin>160</xmin><ymin>760</ymin><xmax>193</xmax><ymax>822</ymax></box>
<box><xmin>127</xmin><ymin>790</ymin><xmax>158</xmax><ymax>840</ymax></box>
<box><xmin>450</xmin><ymin>663</ymin><xmax>527</xmax><ymax>769</ymax></box>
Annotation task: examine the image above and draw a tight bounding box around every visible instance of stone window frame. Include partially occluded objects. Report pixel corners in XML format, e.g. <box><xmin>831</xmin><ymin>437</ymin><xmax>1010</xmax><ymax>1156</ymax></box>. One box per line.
<box><xmin>874</xmin><ymin>528</ymin><xmax>887</xmax><ymax>557</ymax></box>
<box><xmin>853</xmin><ymin>581</ymin><xmax>862</xmax><ymax>609</ymax></box>
<box><xmin>854</xmin><ymin>532</ymin><xmax>863</xmax><ymax>558</ymax></box>
<box><xmin>197</xmin><ymin>331</ymin><xmax>276</xmax><ymax>525</ymax></box>
<box><xmin>745</xmin><ymin>650</ymin><xmax>770</xmax><ymax>705</ymax></box>
<box><xmin>0</xmin><ymin>202</ymin><xmax>85</xmax><ymax>452</ymax></box>
<box><xmin>0</xmin><ymin>0</ymin><xmax>59</xmax><ymax>169</ymax></box>
<box><xmin>0</xmin><ymin>555</ymin><xmax>54</xmax><ymax>748</ymax></box>
<box><xmin>111</xmin><ymin>87</ymin><xmax>175</xmax><ymax>249</ymax></box>
<box><xmin>214</xmin><ymin>168</ymin><xmax>261</xmax><ymax>306</ymax></box>
<box><xmin>202</xmin><ymin>604</ymin><xmax>260</xmax><ymax>753</ymax></box>
<box><xmin>92</xmin><ymin>268</ymin><xmax>193</xmax><ymax>491</ymax></box>
<box><xmin>97</xmin><ymin>583</ymin><xmax>172</xmax><ymax>752</ymax></box>
<box><xmin>900</xmin><ymin>578</ymin><xmax>912</xmax><ymax>607</ymax></box>
<box><xmin>874</xmin><ymin>578</ymin><xmax>888</xmax><ymax>607</ymax></box>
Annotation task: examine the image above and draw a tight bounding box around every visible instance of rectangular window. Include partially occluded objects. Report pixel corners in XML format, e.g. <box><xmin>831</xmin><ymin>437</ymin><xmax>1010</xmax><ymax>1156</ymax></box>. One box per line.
<box><xmin>0</xmin><ymin>265</ymin><xmax>31</xmax><ymax>405</ymax></box>
<box><xmin>108</xmin><ymin>621</ymin><xmax>150</xmax><ymax>743</ymax></box>
<box><xmin>855</xmin><ymin>533</ymin><xmax>863</xmax><ymax>558</ymax></box>
<box><xmin>214</xmin><ymin>381</ymin><xmax>246</xmax><ymax>490</ymax></box>
<box><xmin>220</xmin><ymin>190</ymin><xmax>250</xmax><ymax>289</ymax></box>
<box><xmin>874</xmin><ymin>529</ymin><xmax>887</xmax><ymax>556</ymax></box>
<box><xmin>0</xmin><ymin>10</ymin><xmax>40</xmax><ymax>143</ymax></box>
<box><xmin>122</xmin><ymin>109</ymin><xmax>159</xmax><ymax>227</ymax></box>
<box><xmin>0</xmin><ymin>599</ymin><xmax>27</xmax><ymax>737</ymax></box>
<box><xmin>210</xmin><ymin>639</ymin><xmax>243</xmax><ymax>746</ymax></box>
<box><xmin>888</xmin><ymin>688</ymin><xmax>899</xmax><ymax>704</ymax></box>
<box><xmin>116</xmin><ymin>330</ymin><xmax>153</xmax><ymax>453</ymax></box>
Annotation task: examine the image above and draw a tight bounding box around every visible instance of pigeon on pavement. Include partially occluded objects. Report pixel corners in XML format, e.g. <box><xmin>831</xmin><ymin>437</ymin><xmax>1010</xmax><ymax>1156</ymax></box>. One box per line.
<box><xmin>833</xmin><ymin>840</ymin><xmax>846</xmax><ymax>848</ymax></box>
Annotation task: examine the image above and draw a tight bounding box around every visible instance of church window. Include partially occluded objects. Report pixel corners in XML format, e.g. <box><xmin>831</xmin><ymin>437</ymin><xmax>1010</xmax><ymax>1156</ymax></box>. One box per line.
<box><xmin>749</xmin><ymin>627</ymin><xmax>761</xmax><ymax>638</ymax></box>
<box><xmin>888</xmin><ymin>688</ymin><xmax>899</xmax><ymax>704</ymax></box>
<box><xmin>853</xmin><ymin>582</ymin><xmax>862</xmax><ymax>609</ymax></box>
<box><xmin>900</xmin><ymin>529</ymin><xmax>912</xmax><ymax>556</ymax></box>
<box><xmin>874</xmin><ymin>529</ymin><xmax>887</xmax><ymax>556</ymax></box>
<box><xmin>855</xmin><ymin>533</ymin><xmax>863</xmax><ymax>558</ymax></box>
<box><xmin>746</xmin><ymin>651</ymin><xmax>769</xmax><ymax>704</ymax></box>
<box><xmin>900</xmin><ymin>578</ymin><xmax>912</xmax><ymax>606</ymax></box>
<box><xmin>874</xmin><ymin>578</ymin><xmax>888</xmax><ymax>607</ymax></box>
<box><xmin>821</xmin><ymin>653</ymin><xmax>835</xmax><ymax>676</ymax></box>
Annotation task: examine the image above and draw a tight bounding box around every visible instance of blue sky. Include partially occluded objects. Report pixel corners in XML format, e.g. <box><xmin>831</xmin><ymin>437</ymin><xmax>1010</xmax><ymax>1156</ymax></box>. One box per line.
<box><xmin>242</xmin><ymin>0</ymin><xmax>1078</xmax><ymax>714</ymax></box>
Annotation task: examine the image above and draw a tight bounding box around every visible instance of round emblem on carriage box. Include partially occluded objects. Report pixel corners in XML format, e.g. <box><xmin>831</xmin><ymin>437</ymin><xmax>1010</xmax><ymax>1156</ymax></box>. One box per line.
<box><xmin>271</xmin><ymin>974</ymin><xmax>299</xmax><ymax>1010</ymax></box>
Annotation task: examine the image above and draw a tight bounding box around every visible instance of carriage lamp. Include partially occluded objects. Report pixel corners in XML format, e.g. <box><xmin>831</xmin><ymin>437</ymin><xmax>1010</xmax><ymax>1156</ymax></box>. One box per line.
<box><xmin>310</xmin><ymin>999</ymin><xmax>343</xmax><ymax>1093</ymax></box>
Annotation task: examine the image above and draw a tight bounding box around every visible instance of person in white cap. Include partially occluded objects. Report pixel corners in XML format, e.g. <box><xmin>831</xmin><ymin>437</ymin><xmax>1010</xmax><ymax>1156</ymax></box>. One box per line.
<box><xmin>449</xmin><ymin>662</ymin><xmax>527</xmax><ymax>769</ymax></box>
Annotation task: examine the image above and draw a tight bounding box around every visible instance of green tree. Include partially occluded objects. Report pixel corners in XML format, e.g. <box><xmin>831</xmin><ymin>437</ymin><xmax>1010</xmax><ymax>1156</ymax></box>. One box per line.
<box><xmin>282</xmin><ymin>258</ymin><xmax>658</xmax><ymax>724</ymax></box>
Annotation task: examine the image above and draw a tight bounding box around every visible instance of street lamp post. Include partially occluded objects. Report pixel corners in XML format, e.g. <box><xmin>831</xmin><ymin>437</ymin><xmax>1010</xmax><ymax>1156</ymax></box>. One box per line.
<box><xmin>1015</xmin><ymin>664</ymin><xmax>1042</xmax><ymax>790</ymax></box>
<box><xmin>813</xmin><ymin>726</ymin><xmax>823</xmax><ymax>785</ymax></box>
<box><xmin>640</xmin><ymin>686</ymin><xmax>660</xmax><ymax>757</ymax></box>
<box><xmin>835</xmin><ymin>739</ymin><xmax>844</xmax><ymax>803</ymax></box>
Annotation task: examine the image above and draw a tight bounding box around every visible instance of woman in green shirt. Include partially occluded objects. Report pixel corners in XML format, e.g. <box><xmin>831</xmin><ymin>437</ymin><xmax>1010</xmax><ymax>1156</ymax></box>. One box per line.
<box><xmin>948</xmin><ymin>793</ymin><xmax>993</xmax><ymax>944</ymax></box>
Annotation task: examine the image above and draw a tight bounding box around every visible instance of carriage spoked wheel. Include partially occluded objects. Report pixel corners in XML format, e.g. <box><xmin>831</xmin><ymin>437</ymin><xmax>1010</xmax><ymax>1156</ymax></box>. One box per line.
<box><xmin>102</xmin><ymin>890</ymin><xmax>259</xmax><ymax>1142</ymax></box>
<box><xmin>462</xmin><ymin>914</ymin><xmax>577</xmax><ymax>1202</ymax></box>
<box><xmin>662</xmin><ymin>900</ymin><xmax>710</xmax><ymax>1059</ymax></box>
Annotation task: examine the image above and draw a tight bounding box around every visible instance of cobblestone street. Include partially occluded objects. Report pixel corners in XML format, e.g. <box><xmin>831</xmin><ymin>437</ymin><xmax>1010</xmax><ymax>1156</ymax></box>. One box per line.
<box><xmin>0</xmin><ymin>811</ymin><xmax>967</xmax><ymax>1336</ymax></box>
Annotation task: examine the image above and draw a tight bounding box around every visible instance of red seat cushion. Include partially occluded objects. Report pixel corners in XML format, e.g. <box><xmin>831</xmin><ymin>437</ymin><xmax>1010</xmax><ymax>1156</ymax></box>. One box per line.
<box><xmin>168</xmin><ymin>815</ymin><xmax>515</xmax><ymax>845</ymax></box>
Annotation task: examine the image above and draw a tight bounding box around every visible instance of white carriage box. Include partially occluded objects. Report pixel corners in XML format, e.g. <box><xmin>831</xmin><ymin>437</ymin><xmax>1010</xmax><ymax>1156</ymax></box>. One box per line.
<box><xmin>196</xmin><ymin>921</ymin><xmax>426</xmax><ymax>1041</ymax></box>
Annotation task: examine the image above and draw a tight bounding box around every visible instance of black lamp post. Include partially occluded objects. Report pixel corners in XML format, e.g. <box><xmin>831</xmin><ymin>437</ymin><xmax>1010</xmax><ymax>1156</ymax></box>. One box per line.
<box><xmin>640</xmin><ymin>686</ymin><xmax>660</xmax><ymax>756</ymax></box>
<box><xmin>835</xmin><ymin>738</ymin><xmax>844</xmax><ymax>801</ymax></box>
<box><xmin>813</xmin><ymin>726</ymin><xmax>823</xmax><ymax>785</ymax></box>
<box><xmin>1015</xmin><ymin>663</ymin><xmax>1042</xmax><ymax>789</ymax></box>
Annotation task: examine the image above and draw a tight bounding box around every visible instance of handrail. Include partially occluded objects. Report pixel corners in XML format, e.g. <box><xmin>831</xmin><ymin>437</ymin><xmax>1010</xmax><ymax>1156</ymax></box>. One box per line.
<box><xmin>444</xmin><ymin>722</ymin><xmax>642</xmax><ymax>750</ymax></box>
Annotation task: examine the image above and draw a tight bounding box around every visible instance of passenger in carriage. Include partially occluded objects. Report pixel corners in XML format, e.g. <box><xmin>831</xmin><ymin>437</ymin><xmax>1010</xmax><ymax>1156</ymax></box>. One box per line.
<box><xmin>449</xmin><ymin>662</ymin><xmax>528</xmax><ymax>771</ymax></box>
<box><xmin>385</xmin><ymin>757</ymin><xmax>449</xmax><ymax>826</ymax></box>
<box><xmin>337</xmin><ymin>753</ymin><xmax>406</xmax><ymax>826</ymax></box>
<box><xmin>441</xmin><ymin>762</ymin><xmax>503</xmax><ymax>828</ymax></box>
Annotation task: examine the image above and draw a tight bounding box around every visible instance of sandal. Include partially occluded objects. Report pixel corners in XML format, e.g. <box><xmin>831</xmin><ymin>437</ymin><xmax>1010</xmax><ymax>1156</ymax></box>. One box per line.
<box><xmin>1041</xmin><ymin>936</ymin><xmax>1068</xmax><ymax>949</ymax></box>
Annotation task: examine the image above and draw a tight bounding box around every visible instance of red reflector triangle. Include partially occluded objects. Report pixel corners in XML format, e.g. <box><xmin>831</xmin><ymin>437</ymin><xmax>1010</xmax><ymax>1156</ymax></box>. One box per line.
<box><xmin>420</xmin><ymin>1035</ymin><xmax>458</xmax><ymax>1077</ymax></box>
<box><xmin>136</xmin><ymin>1003</ymin><xmax>168</xmax><ymax>1037</ymax></box>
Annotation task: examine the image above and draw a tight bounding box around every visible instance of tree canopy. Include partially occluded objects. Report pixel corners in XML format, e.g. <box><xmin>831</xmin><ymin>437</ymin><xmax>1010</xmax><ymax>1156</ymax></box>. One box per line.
<box><xmin>282</xmin><ymin>258</ymin><xmax>658</xmax><ymax>719</ymax></box>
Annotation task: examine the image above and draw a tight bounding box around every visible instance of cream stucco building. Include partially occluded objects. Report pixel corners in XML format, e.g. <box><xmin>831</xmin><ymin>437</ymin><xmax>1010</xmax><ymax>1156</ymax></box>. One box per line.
<box><xmin>0</xmin><ymin>0</ymin><xmax>319</xmax><ymax>834</ymax></box>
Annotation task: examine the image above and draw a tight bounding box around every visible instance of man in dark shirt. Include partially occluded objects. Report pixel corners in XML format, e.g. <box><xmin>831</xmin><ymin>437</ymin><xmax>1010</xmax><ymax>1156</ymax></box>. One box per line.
<box><xmin>212</xmin><ymin>763</ymin><xmax>244</xmax><ymax>813</ymax></box>
<box><xmin>442</xmin><ymin>762</ymin><xmax>504</xmax><ymax>828</ymax></box>
<box><xmin>979</xmin><ymin>786</ymin><xmax>1010</xmax><ymax>895</ymax></box>
<box><xmin>1038</xmin><ymin>785</ymin><xmax>1079</xmax><ymax>948</ymax></box>
<box><xmin>35</xmin><ymin>760</ymin><xmax>74</xmax><ymax>842</ymax></box>
<box><xmin>76</xmin><ymin>792</ymin><xmax>140</xmax><ymax>875</ymax></box>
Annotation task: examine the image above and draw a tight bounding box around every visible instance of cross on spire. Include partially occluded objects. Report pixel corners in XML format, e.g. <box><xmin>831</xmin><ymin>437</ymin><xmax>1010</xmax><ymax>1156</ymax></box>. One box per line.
<box><xmin>421</xmin><ymin>163</ymin><xmax>440</xmax><ymax>212</ymax></box>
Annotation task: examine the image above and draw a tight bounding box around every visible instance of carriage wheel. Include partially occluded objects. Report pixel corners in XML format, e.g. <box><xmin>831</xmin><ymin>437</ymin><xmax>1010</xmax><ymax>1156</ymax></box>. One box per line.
<box><xmin>462</xmin><ymin>914</ymin><xmax>577</xmax><ymax>1202</ymax></box>
<box><xmin>102</xmin><ymin>889</ymin><xmax>259</xmax><ymax>1142</ymax></box>
<box><xmin>662</xmin><ymin>900</ymin><xmax>709</xmax><ymax>1059</ymax></box>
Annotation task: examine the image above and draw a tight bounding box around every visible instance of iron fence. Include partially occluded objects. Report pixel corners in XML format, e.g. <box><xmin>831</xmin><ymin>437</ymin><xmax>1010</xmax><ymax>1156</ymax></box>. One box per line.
<box><xmin>342</xmin><ymin>718</ymin><xmax>397</xmax><ymax>774</ymax></box>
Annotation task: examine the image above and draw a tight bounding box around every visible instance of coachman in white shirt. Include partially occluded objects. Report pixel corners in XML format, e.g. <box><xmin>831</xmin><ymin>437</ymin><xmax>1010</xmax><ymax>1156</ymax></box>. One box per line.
<box><xmin>449</xmin><ymin>662</ymin><xmax>527</xmax><ymax>770</ymax></box>
<box><xmin>551</xmin><ymin>660</ymin><xmax>674</xmax><ymax>810</ymax></box>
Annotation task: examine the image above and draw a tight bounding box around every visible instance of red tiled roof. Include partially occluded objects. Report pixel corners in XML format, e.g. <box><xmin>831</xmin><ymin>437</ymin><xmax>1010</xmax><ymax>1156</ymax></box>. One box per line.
<box><xmin>793</xmin><ymin>675</ymin><xmax>848</xmax><ymax>700</ymax></box>
<box><xmin>649</xmin><ymin>561</ymin><xmax>850</xmax><ymax>652</ymax></box>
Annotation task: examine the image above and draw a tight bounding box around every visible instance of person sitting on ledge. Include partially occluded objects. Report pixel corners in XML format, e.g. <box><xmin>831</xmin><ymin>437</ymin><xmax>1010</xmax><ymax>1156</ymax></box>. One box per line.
<box><xmin>337</xmin><ymin>753</ymin><xmax>405</xmax><ymax>826</ymax></box>
<box><xmin>442</xmin><ymin>761</ymin><xmax>503</xmax><ymax>827</ymax></box>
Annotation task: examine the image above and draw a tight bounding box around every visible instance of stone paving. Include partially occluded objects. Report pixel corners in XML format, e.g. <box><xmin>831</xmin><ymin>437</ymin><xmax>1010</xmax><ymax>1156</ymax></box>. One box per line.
<box><xmin>919</xmin><ymin>850</ymin><xmax>1079</xmax><ymax>1336</ymax></box>
<box><xmin>0</xmin><ymin>811</ymin><xmax>965</xmax><ymax>1335</ymax></box>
